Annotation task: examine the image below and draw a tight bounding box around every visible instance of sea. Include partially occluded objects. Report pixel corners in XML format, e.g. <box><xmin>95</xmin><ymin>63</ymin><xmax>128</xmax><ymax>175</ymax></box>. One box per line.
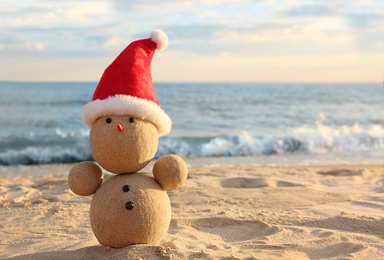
<box><xmin>1</xmin><ymin>82</ymin><xmax>384</xmax><ymax>168</ymax></box>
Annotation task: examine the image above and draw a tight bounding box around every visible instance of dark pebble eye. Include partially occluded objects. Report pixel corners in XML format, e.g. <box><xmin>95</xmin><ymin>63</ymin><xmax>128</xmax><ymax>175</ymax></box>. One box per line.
<box><xmin>106</xmin><ymin>118</ymin><xmax>112</xmax><ymax>124</ymax></box>
<box><xmin>126</xmin><ymin>202</ymin><xmax>134</xmax><ymax>210</ymax></box>
<box><xmin>129</xmin><ymin>117</ymin><xmax>135</xmax><ymax>123</ymax></box>
<box><xmin>122</xmin><ymin>185</ymin><xmax>131</xmax><ymax>192</ymax></box>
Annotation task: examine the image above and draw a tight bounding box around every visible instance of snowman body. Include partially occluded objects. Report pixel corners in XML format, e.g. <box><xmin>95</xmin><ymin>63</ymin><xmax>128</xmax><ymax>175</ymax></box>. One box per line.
<box><xmin>90</xmin><ymin>173</ymin><xmax>171</xmax><ymax>247</ymax></box>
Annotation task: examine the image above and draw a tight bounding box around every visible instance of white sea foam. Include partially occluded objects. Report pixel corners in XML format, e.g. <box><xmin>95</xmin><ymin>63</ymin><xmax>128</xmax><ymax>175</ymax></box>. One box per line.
<box><xmin>159</xmin><ymin>123</ymin><xmax>384</xmax><ymax>159</ymax></box>
<box><xmin>287</xmin><ymin>123</ymin><xmax>384</xmax><ymax>153</ymax></box>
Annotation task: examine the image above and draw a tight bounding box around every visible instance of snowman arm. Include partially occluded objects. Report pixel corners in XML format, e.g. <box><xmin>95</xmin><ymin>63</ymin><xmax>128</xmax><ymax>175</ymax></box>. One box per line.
<box><xmin>68</xmin><ymin>161</ymin><xmax>104</xmax><ymax>196</ymax></box>
<box><xmin>152</xmin><ymin>154</ymin><xmax>188</xmax><ymax>190</ymax></box>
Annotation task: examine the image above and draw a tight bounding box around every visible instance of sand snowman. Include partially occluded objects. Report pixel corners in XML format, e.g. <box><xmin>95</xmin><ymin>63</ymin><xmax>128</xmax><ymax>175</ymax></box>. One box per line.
<box><xmin>68</xmin><ymin>30</ymin><xmax>188</xmax><ymax>248</ymax></box>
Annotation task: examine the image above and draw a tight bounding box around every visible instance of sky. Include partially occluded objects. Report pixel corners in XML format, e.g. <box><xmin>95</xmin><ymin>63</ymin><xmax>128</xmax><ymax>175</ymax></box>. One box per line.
<box><xmin>0</xmin><ymin>0</ymin><xmax>383</xmax><ymax>83</ymax></box>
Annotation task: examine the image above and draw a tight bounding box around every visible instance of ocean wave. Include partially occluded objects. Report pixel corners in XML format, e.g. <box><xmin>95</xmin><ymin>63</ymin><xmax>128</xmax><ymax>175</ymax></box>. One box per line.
<box><xmin>156</xmin><ymin>123</ymin><xmax>384</xmax><ymax>158</ymax></box>
<box><xmin>1</xmin><ymin>123</ymin><xmax>384</xmax><ymax>166</ymax></box>
<box><xmin>0</xmin><ymin>146</ymin><xmax>92</xmax><ymax>165</ymax></box>
<box><xmin>0</xmin><ymin>129</ymin><xmax>92</xmax><ymax>166</ymax></box>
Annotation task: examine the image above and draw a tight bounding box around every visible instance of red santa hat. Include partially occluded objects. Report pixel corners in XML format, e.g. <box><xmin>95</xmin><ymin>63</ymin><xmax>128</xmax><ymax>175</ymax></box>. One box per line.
<box><xmin>82</xmin><ymin>29</ymin><xmax>172</xmax><ymax>136</ymax></box>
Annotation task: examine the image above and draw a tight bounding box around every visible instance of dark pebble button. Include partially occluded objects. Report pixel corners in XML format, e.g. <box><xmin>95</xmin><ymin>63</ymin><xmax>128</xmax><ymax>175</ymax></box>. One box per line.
<box><xmin>126</xmin><ymin>202</ymin><xmax>134</xmax><ymax>210</ymax></box>
<box><xmin>106</xmin><ymin>118</ymin><xmax>112</xmax><ymax>123</ymax></box>
<box><xmin>122</xmin><ymin>185</ymin><xmax>131</xmax><ymax>192</ymax></box>
<box><xmin>129</xmin><ymin>117</ymin><xmax>135</xmax><ymax>123</ymax></box>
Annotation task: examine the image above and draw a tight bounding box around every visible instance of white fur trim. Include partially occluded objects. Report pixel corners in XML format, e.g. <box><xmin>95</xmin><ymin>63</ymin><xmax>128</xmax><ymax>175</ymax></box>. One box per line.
<box><xmin>150</xmin><ymin>29</ymin><xmax>168</xmax><ymax>51</ymax></box>
<box><xmin>82</xmin><ymin>95</ymin><xmax>172</xmax><ymax>136</ymax></box>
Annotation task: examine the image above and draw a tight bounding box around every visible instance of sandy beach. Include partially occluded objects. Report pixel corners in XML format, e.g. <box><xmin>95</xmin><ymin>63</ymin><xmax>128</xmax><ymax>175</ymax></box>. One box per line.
<box><xmin>1</xmin><ymin>163</ymin><xmax>384</xmax><ymax>259</ymax></box>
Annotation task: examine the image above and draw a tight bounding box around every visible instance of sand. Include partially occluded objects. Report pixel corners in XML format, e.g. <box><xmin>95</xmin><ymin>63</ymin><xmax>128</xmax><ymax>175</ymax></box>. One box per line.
<box><xmin>1</xmin><ymin>164</ymin><xmax>384</xmax><ymax>259</ymax></box>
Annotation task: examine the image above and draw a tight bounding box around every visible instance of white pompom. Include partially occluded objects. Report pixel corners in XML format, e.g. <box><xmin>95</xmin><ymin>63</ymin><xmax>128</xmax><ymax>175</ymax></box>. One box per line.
<box><xmin>150</xmin><ymin>29</ymin><xmax>168</xmax><ymax>51</ymax></box>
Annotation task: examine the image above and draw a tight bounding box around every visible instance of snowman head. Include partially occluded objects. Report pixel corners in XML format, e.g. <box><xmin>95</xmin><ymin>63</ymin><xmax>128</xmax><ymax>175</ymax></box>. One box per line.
<box><xmin>81</xmin><ymin>30</ymin><xmax>172</xmax><ymax>173</ymax></box>
<box><xmin>90</xmin><ymin>115</ymin><xmax>159</xmax><ymax>174</ymax></box>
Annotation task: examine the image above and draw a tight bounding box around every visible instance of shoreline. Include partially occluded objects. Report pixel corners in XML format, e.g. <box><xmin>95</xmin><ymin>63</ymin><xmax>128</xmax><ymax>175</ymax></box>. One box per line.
<box><xmin>1</xmin><ymin>164</ymin><xmax>384</xmax><ymax>259</ymax></box>
<box><xmin>2</xmin><ymin>150</ymin><xmax>384</xmax><ymax>179</ymax></box>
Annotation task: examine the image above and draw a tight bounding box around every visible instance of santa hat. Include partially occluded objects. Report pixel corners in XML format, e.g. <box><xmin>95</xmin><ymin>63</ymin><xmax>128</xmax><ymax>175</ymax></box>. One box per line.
<box><xmin>82</xmin><ymin>29</ymin><xmax>172</xmax><ymax>136</ymax></box>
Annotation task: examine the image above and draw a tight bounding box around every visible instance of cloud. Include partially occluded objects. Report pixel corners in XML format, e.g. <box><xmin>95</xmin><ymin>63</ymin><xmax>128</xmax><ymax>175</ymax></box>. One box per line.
<box><xmin>102</xmin><ymin>36</ymin><xmax>122</xmax><ymax>48</ymax></box>
<box><xmin>0</xmin><ymin>1</ymin><xmax>128</xmax><ymax>57</ymax></box>
<box><xmin>1</xmin><ymin>1</ymin><xmax>114</xmax><ymax>30</ymax></box>
<box><xmin>158</xmin><ymin>18</ymin><xmax>357</xmax><ymax>57</ymax></box>
<box><xmin>34</xmin><ymin>42</ymin><xmax>45</xmax><ymax>51</ymax></box>
<box><xmin>347</xmin><ymin>12</ymin><xmax>384</xmax><ymax>29</ymax></box>
<box><xmin>158</xmin><ymin>24</ymin><xmax>228</xmax><ymax>42</ymax></box>
<box><xmin>352</xmin><ymin>0</ymin><xmax>373</xmax><ymax>7</ymax></box>
<box><xmin>108</xmin><ymin>0</ymin><xmax>267</xmax><ymax>11</ymax></box>
<box><xmin>280</xmin><ymin>4</ymin><xmax>336</xmax><ymax>16</ymax></box>
<box><xmin>0</xmin><ymin>0</ymin><xmax>383</xmax><ymax>82</ymax></box>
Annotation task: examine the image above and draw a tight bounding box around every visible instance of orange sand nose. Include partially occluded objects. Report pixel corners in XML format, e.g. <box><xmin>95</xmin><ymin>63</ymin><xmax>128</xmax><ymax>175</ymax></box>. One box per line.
<box><xmin>117</xmin><ymin>124</ymin><xmax>123</xmax><ymax>132</ymax></box>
